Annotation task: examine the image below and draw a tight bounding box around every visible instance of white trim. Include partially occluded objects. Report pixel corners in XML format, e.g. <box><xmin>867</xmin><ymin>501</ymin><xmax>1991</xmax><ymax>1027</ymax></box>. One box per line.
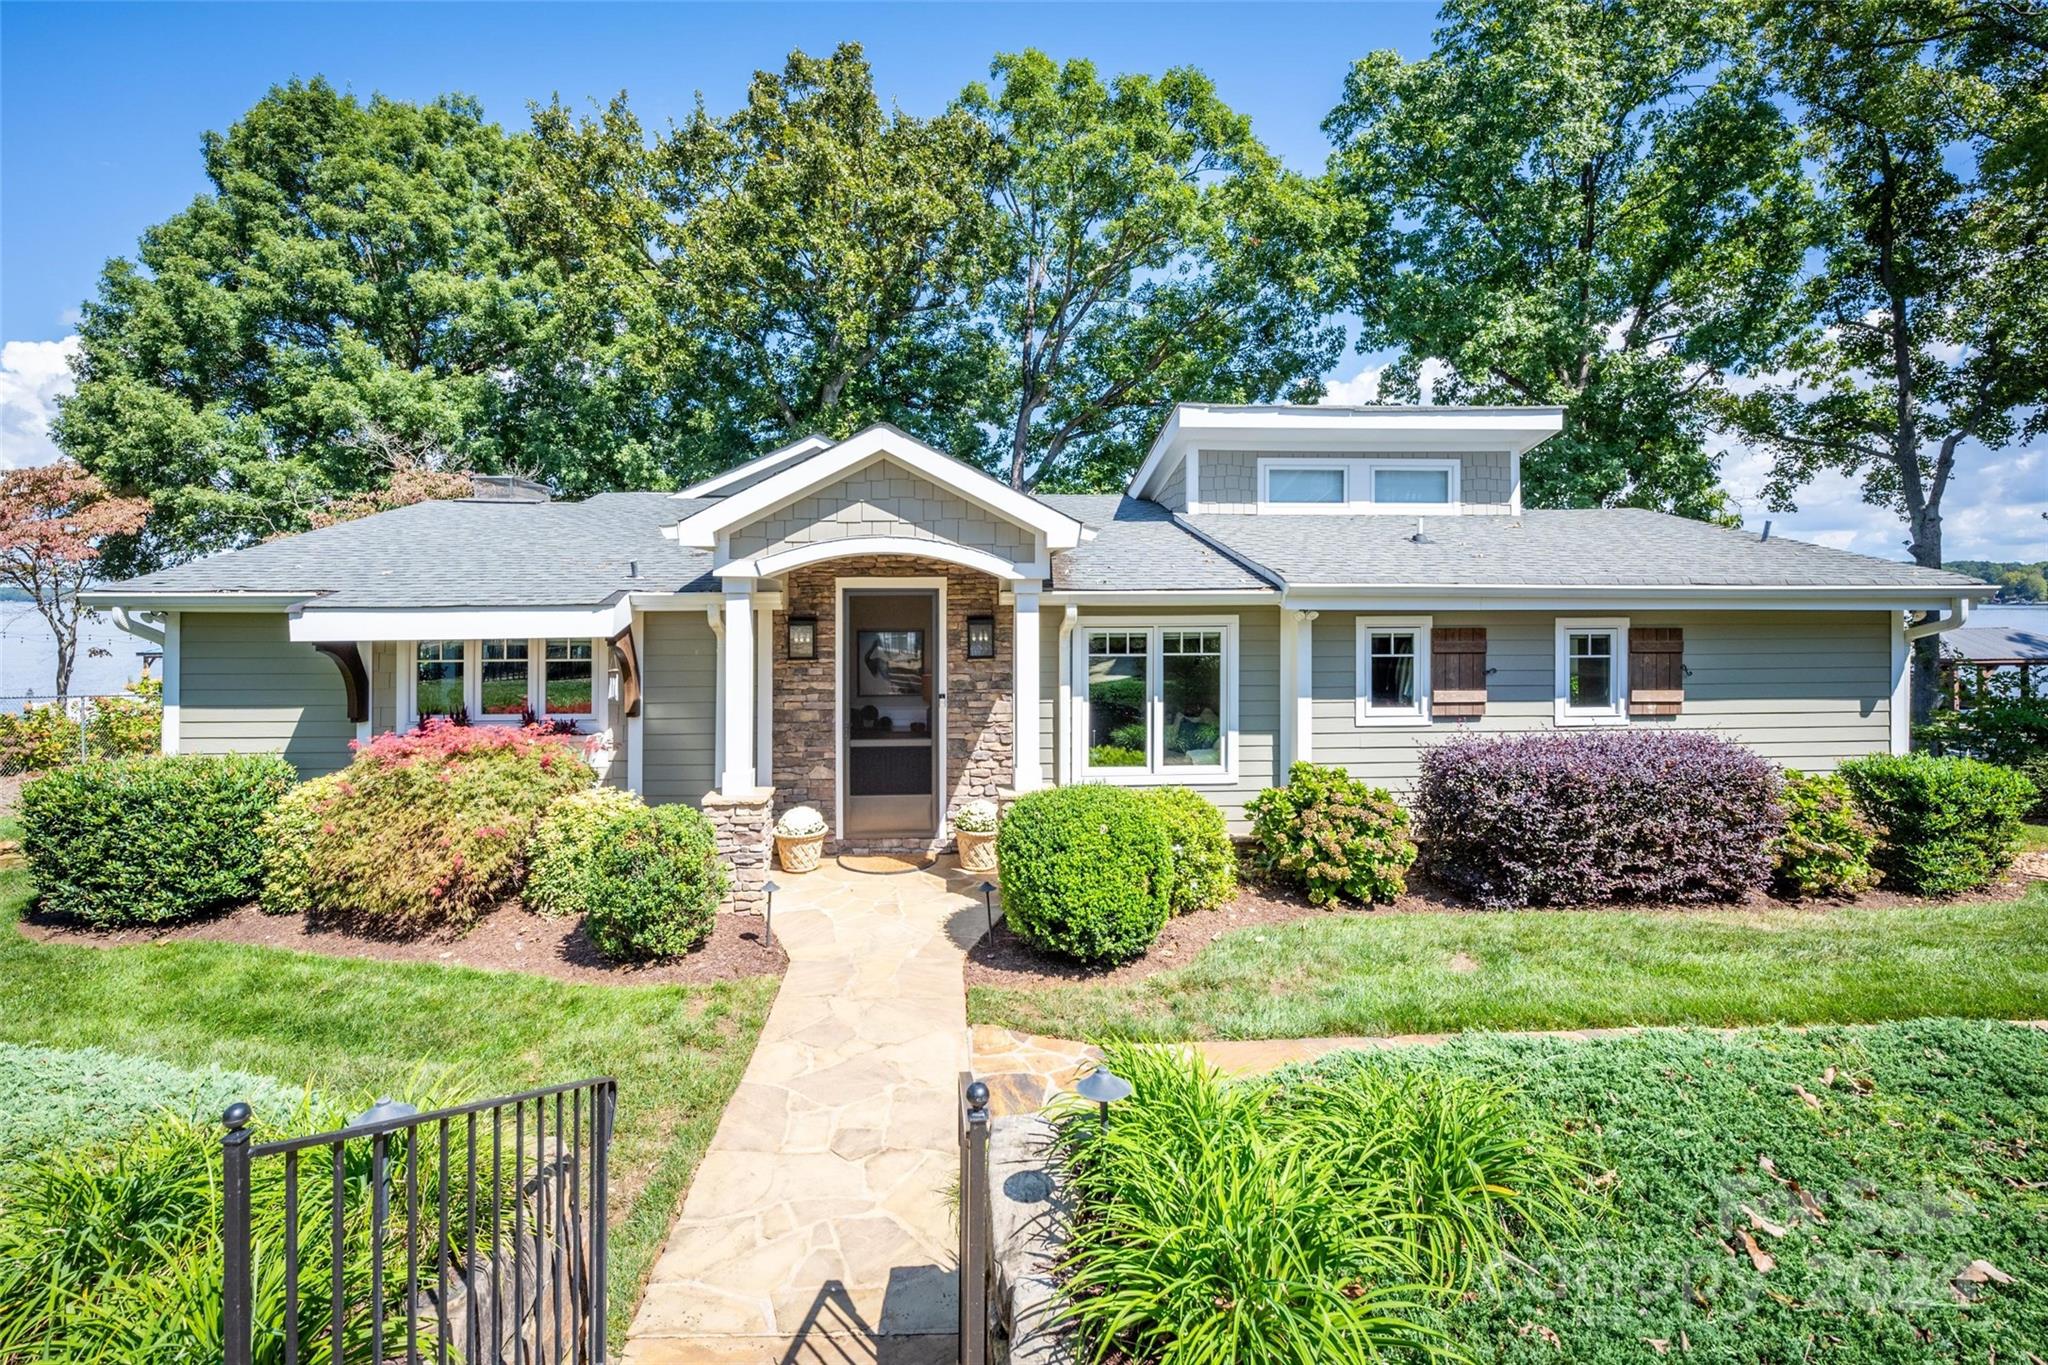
<box><xmin>1283</xmin><ymin>586</ymin><xmax>1990</xmax><ymax>611</ymax></box>
<box><xmin>1509</xmin><ymin>450</ymin><xmax>1524</xmax><ymax>516</ymax></box>
<box><xmin>1012</xmin><ymin>585</ymin><xmax>1042</xmax><ymax>791</ymax></box>
<box><xmin>1364</xmin><ymin>458</ymin><xmax>1460</xmax><ymax>511</ymax></box>
<box><xmin>676</xmin><ymin>434</ymin><xmax>834</xmax><ymax>498</ymax></box>
<box><xmin>719</xmin><ymin>588</ymin><xmax>757</xmax><ymax>792</ymax></box>
<box><xmin>356</xmin><ymin>642</ymin><xmax>373</xmax><ymax>745</ymax></box>
<box><xmin>1055</xmin><ymin>604</ymin><xmax>1077</xmax><ymax>786</ymax></box>
<box><xmin>160</xmin><ymin>611</ymin><xmax>181</xmax><ymax>754</ymax></box>
<box><xmin>834</xmin><ymin>574</ymin><xmax>949</xmax><ymax>842</ymax></box>
<box><xmin>675</xmin><ymin>426</ymin><xmax>1086</xmax><ymax>551</ymax></box>
<box><xmin>1184</xmin><ymin>447</ymin><xmax>1202</xmax><ymax>514</ymax></box>
<box><xmin>80</xmin><ymin>590</ymin><xmax>320</xmax><ymax>611</ymax></box>
<box><xmin>754</xmin><ymin>602</ymin><xmax>774</xmax><ymax>784</ymax></box>
<box><xmin>1252</xmin><ymin>456</ymin><xmax>1461</xmax><ymax>514</ymax></box>
<box><xmin>288</xmin><ymin>603</ymin><xmax>633</xmax><ymax>644</ymax></box>
<box><xmin>1278</xmin><ymin>608</ymin><xmax>1297</xmax><ymax>768</ymax></box>
<box><xmin>1554</xmin><ymin>616</ymin><xmax>1630</xmax><ymax>726</ymax></box>
<box><xmin>1354</xmin><ymin>615</ymin><xmax>1433</xmax><ymax>727</ymax></box>
<box><xmin>398</xmin><ymin>640</ymin><xmax>418</xmax><ymax>731</ymax></box>
<box><xmin>1889</xmin><ymin>611</ymin><xmax>1910</xmax><ymax>755</ymax></box>
<box><xmin>1068</xmin><ymin>615</ymin><xmax>1240</xmax><ymax>786</ymax></box>
<box><xmin>706</xmin><ymin>604</ymin><xmax>725</xmax><ymax>786</ymax></box>
<box><xmin>1293</xmin><ymin>610</ymin><xmax>1317</xmax><ymax>762</ymax></box>
<box><xmin>725</xmin><ymin>535</ymin><xmax>1041</xmax><ymax>584</ymax></box>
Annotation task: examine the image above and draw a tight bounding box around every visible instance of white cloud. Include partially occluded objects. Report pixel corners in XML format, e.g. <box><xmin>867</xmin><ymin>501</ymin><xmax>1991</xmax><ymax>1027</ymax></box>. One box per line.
<box><xmin>1322</xmin><ymin>356</ymin><xmax>1449</xmax><ymax>406</ymax></box>
<box><xmin>0</xmin><ymin>336</ymin><xmax>81</xmax><ymax>470</ymax></box>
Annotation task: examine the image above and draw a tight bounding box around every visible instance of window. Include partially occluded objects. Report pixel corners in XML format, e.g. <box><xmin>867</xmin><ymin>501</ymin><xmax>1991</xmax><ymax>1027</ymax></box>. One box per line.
<box><xmin>416</xmin><ymin>641</ymin><xmax>465</xmax><ymax>718</ymax></box>
<box><xmin>1372</xmin><ymin>466</ymin><xmax>1452</xmax><ymax>504</ymax></box>
<box><xmin>1554</xmin><ymin>618</ymin><xmax>1628</xmax><ymax>725</ymax></box>
<box><xmin>480</xmin><ymin>639</ymin><xmax>530</xmax><ymax>717</ymax></box>
<box><xmin>1077</xmin><ymin>621</ymin><xmax>1237</xmax><ymax>780</ymax></box>
<box><xmin>1263</xmin><ymin>464</ymin><xmax>1347</xmax><ymax>505</ymax></box>
<box><xmin>544</xmin><ymin>639</ymin><xmax>594</xmax><ymax>716</ymax></box>
<box><xmin>1355</xmin><ymin>617</ymin><xmax>1431</xmax><ymax>724</ymax></box>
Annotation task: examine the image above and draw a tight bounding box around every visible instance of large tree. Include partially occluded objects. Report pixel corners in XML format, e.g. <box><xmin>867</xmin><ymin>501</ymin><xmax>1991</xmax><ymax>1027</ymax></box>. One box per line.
<box><xmin>521</xmin><ymin>44</ymin><xmax>1006</xmax><ymax>475</ymax></box>
<box><xmin>0</xmin><ymin>462</ymin><xmax>150</xmax><ymax>697</ymax></box>
<box><xmin>959</xmin><ymin>51</ymin><xmax>1339</xmax><ymax>490</ymax></box>
<box><xmin>1724</xmin><ymin>0</ymin><xmax>2047</xmax><ymax>715</ymax></box>
<box><xmin>1323</xmin><ymin>0</ymin><xmax>1811</xmax><ymax>518</ymax></box>
<box><xmin>51</xmin><ymin>80</ymin><xmax>594</xmax><ymax>570</ymax></box>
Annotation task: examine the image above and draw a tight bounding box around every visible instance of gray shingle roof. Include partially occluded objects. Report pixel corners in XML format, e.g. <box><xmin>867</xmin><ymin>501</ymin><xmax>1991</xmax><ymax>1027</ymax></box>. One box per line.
<box><xmin>1941</xmin><ymin>621</ymin><xmax>2048</xmax><ymax>661</ymax></box>
<box><xmin>1035</xmin><ymin>495</ymin><xmax>1273</xmax><ymax>592</ymax></box>
<box><xmin>1183</xmin><ymin>508</ymin><xmax>1987</xmax><ymax>591</ymax></box>
<box><xmin>105</xmin><ymin>493</ymin><xmax>717</xmax><ymax>607</ymax></box>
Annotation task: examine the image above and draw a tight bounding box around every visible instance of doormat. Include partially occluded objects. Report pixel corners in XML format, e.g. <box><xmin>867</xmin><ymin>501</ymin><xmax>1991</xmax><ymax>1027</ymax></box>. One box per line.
<box><xmin>837</xmin><ymin>852</ymin><xmax>938</xmax><ymax>875</ymax></box>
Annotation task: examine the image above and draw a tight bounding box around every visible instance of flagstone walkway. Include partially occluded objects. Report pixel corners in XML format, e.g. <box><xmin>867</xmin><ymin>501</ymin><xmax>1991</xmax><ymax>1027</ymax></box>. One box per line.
<box><xmin>623</xmin><ymin>859</ymin><xmax>993</xmax><ymax>1365</ymax></box>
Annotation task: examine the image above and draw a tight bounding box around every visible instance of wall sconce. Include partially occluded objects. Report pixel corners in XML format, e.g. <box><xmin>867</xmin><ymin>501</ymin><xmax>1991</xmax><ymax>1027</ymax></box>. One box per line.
<box><xmin>966</xmin><ymin>615</ymin><xmax>996</xmax><ymax>659</ymax></box>
<box><xmin>787</xmin><ymin>615</ymin><xmax>817</xmax><ymax>660</ymax></box>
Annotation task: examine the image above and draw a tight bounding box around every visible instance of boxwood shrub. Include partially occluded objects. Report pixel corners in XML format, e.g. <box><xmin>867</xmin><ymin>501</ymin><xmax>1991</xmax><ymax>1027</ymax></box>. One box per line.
<box><xmin>1143</xmin><ymin>786</ymin><xmax>1237</xmax><ymax>915</ymax></box>
<box><xmin>997</xmin><ymin>784</ymin><xmax>1171</xmax><ymax>963</ymax></box>
<box><xmin>526</xmin><ymin>787</ymin><xmax>647</xmax><ymax>919</ymax></box>
<box><xmin>1247</xmin><ymin>762</ymin><xmax>1416</xmax><ymax>906</ymax></box>
<box><xmin>292</xmin><ymin>720</ymin><xmax>595</xmax><ymax>930</ymax></box>
<box><xmin>19</xmin><ymin>752</ymin><xmax>294</xmax><ymax>925</ymax></box>
<box><xmin>579</xmin><ymin>803</ymin><xmax>727</xmax><ymax>960</ymax></box>
<box><xmin>1414</xmin><ymin>732</ymin><xmax>1782</xmax><ymax>908</ymax></box>
<box><xmin>1771</xmin><ymin>769</ymin><xmax>1879</xmax><ymax>899</ymax></box>
<box><xmin>1839</xmin><ymin>752</ymin><xmax>2034</xmax><ymax>894</ymax></box>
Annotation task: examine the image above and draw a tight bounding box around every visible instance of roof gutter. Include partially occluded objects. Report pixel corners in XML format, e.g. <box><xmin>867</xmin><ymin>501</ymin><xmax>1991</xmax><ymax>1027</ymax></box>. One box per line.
<box><xmin>1904</xmin><ymin>595</ymin><xmax>1971</xmax><ymax>642</ymax></box>
<box><xmin>78</xmin><ymin>590</ymin><xmax>325</xmax><ymax>611</ymax></box>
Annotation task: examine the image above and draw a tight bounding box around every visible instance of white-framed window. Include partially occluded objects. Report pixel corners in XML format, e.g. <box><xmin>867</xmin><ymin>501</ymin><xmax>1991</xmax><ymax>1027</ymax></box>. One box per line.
<box><xmin>415</xmin><ymin>640</ymin><xmax>466</xmax><ymax>718</ymax></box>
<box><xmin>543</xmin><ymin>639</ymin><xmax>595</xmax><ymax>718</ymax></box>
<box><xmin>1355</xmin><ymin>616</ymin><xmax>1432</xmax><ymax>725</ymax></box>
<box><xmin>1258</xmin><ymin>459</ymin><xmax>1349</xmax><ymax>509</ymax></box>
<box><xmin>1554</xmin><ymin>617</ymin><xmax>1628</xmax><ymax>725</ymax></box>
<box><xmin>1365</xmin><ymin>459</ymin><xmax>1459</xmax><ymax>508</ymax></box>
<box><xmin>479</xmin><ymin>639</ymin><xmax>530</xmax><ymax>720</ymax></box>
<box><xmin>1073</xmin><ymin>618</ymin><xmax>1238</xmax><ymax>782</ymax></box>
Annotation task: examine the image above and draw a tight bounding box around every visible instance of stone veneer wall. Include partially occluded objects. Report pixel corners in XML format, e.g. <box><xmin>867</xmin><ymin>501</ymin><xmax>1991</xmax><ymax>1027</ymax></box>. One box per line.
<box><xmin>771</xmin><ymin>554</ymin><xmax>1014</xmax><ymax>850</ymax></box>
<box><xmin>703</xmin><ymin>787</ymin><xmax>774</xmax><ymax>913</ymax></box>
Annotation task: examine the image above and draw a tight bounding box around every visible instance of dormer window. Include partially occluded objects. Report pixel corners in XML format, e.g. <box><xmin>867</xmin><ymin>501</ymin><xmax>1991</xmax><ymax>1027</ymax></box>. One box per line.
<box><xmin>1262</xmin><ymin>462</ymin><xmax>1348</xmax><ymax>505</ymax></box>
<box><xmin>1370</xmin><ymin>461</ymin><xmax>1455</xmax><ymax>506</ymax></box>
<box><xmin>1254</xmin><ymin>457</ymin><xmax>1463</xmax><ymax>513</ymax></box>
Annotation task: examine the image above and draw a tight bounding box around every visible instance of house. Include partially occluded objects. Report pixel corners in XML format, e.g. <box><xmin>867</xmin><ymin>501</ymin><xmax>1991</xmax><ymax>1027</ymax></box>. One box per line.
<box><xmin>84</xmin><ymin>405</ymin><xmax>1988</xmax><ymax>905</ymax></box>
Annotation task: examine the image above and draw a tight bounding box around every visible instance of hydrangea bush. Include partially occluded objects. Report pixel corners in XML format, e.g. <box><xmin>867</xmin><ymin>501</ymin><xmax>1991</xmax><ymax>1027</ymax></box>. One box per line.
<box><xmin>1247</xmin><ymin>762</ymin><xmax>1415</xmax><ymax>906</ymax></box>
<box><xmin>1143</xmin><ymin>786</ymin><xmax>1237</xmax><ymax>914</ymax></box>
<box><xmin>1415</xmin><ymin>731</ymin><xmax>1783</xmax><ymax>907</ymax></box>
<box><xmin>1771</xmin><ymin>770</ymin><xmax>1879</xmax><ymax>899</ymax></box>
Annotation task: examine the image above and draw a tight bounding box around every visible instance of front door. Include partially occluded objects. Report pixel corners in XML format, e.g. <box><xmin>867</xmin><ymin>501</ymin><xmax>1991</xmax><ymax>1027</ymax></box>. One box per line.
<box><xmin>843</xmin><ymin>590</ymin><xmax>939</xmax><ymax>839</ymax></box>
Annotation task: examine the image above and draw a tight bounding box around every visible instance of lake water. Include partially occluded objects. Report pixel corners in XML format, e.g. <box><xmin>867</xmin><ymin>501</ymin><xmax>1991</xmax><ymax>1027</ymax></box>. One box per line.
<box><xmin>0</xmin><ymin>604</ymin><xmax>153</xmax><ymax>701</ymax></box>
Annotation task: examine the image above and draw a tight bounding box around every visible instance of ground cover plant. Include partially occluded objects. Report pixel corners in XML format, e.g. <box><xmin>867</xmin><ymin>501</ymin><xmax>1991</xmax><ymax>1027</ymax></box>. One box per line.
<box><xmin>1416</xmin><ymin>731</ymin><xmax>1783</xmax><ymax>907</ymax></box>
<box><xmin>968</xmin><ymin>885</ymin><xmax>2048</xmax><ymax>1041</ymax></box>
<box><xmin>1311</xmin><ymin>1021</ymin><xmax>2048</xmax><ymax>1360</ymax></box>
<box><xmin>1246</xmin><ymin>761</ymin><xmax>1415</xmax><ymax>906</ymax></box>
<box><xmin>0</xmin><ymin>1044</ymin><xmax>301</xmax><ymax>1171</ymax></box>
<box><xmin>0</xmin><ymin>815</ymin><xmax>775</xmax><ymax>1346</ymax></box>
<box><xmin>997</xmin><ymin>784</ymin><xmax>1171</xmax><ymax>963</ymax></box>
<box><xmin>293</xmin><ymin>720</ymin><xmax>595</xmax><ymax>929</ymax></box>
<box><xmin>1840</xmin><ymin>752</ymin><xmax>2034</xmax><ymax>894</ymax></box>
<box><xmin>20</xmin><ymin>752</ymin><xmax>294</xmax><ymax>925</ymax></box>
<box><xmin>1053</xmin><ymin>1041</ymin><xmax>1578</xmax><ymax>1363</ymax></box>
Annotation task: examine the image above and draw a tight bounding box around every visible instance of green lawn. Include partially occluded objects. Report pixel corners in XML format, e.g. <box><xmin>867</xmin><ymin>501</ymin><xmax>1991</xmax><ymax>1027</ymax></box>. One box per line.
<box><xmin>2023</xmin><ymin>819</ymin><xmax>2048</xmax><ymax>853</ymax></box>
<box><xmin>0</xmin><ymin>814</ymin><xmax>777</xmax><ymax>1338</ymax></box>
<box><xmin>970</xmin><ymin>886</ymin><xmax>2048</xmax><ymax>1042</ymax></box>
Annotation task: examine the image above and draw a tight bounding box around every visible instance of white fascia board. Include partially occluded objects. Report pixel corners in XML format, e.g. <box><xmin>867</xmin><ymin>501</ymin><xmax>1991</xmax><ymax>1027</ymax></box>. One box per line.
<box><xmin>1041</xmin><ymin>589</ymin><xmax>1280</xmax><ymax>607</ymax></box>
<box><xmin>1280</xmin><ymin>585</ymin><xmax>1985</xmax><ymax>612</ymax></box>
<box><xmin>628</xmin><ymin>590</ymin><xmax>728</xmax><ymax>612</ymax></box>
<box><xmin>675</xmin><ymin>434</ymin><xmax>835</xmax><ymax>498</ymax></box>
<box><xmin>78</xmin><ymin>590</ymin><xmax>323</xmax><ymax>611</ymax></box>
<box><xmin>673</xmin><ymin>426</ymin><xmax>1087</xmax><ymax>551</ymax></box>
<box><xmin>720</xmin><ymin>535</ymin><xmax>1041</xmax><ymax>584</ymax></box>
<box><xmin>288</xmin><ymin>601</ymin><xmax>636</xmax><ymax>643</ymax></box>
<box><xmin>1128</xmin><ymin>404</ymin><xmax>1569</xmax><ymax>498</ymax></box>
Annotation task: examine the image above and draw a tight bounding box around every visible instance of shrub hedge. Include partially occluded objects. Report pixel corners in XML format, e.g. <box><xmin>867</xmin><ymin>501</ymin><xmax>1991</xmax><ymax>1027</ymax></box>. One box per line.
<box><xmin>1414</xmin><ymin>731</ymin><xmax>1783</xmax><ymax>908</ymax></box>
<box><xmin>291</xmin><ymin>721</ymin><xmax>594</xmax><ymax>929</ymax></box>
<box><xmin>997</xmin><ymin>784</ymin><xmax>1171</xmax><ymax>963</ymax></box>
<box><xmin>19</xmin><ymin>753</ymin><xmax>294</xmax><ymax>925</ymax></box>
<box><xmin>526</xmin><ymin>786</ymin><xmax>647</xmax><ymax>919</ymax></box>
<box><xmin>1247</xmin><ymin>761</ymin><xmax>1416</xmax><ymax>906</ymax></box>
<box><xmin>579</xmin><ymin>803</ymin><xmax>727</xmax><ymax>960</ymax></box>
<box><xmin>1771</xmin><ymin>770</ymin><xmax>1879</xmax><ymax>899</ymax></box>
<box><xmin>1839</xmin><ymin>752</ymin><xmax>2034</xmax><ymax>894</ymax></box>
<box><xmin>1143</xmin><ymin>787</ymin><xmax>1237</xmax><ymax>915</ymax></box>
<box><xmin>257</xmin><ymin>772</ymin><xmax>344</xmax><ymax>915</ymax></box>
<box><xmin>1918</xmin><ymin>695</ymin><xmax>2048</xmax><ymax>817</ymax></box>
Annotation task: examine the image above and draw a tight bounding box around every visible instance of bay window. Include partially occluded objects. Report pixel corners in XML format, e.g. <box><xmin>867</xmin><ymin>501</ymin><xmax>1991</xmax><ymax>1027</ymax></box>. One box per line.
<box><xmin>1555</xmin><ymin>618</ymin><xmax>1628</xmax><ymax>725</ymax></box>
<box><xmin>405</xmin><ymin>637</ymin><xmax>607</xmax><ymax>730</ymax></box>
<box><xmin>1355</xmin><ymin>617</ymin><xmax>1431</xmax><ymax>724</ymax></box>
<box><xmin>1077</xmin><ymin>620</ymin><xmax>1236</xmax><ymax>781</ymax></box>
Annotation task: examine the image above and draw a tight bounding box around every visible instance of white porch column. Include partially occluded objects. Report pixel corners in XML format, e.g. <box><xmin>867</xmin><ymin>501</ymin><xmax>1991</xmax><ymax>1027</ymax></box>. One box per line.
<box><xmin>1292</xmin><ymin>609</ymin><xmax>1318</xmax><ymax>766</ymax></box>
<box><xmin>1012</xmin><ymin>584</ymin><xmax>1041</xmax><ymax>790</ymax></box>
<box><xmin>719</xmin><ymin>584</ymin><xmax>758</xmax><ymax>793</ymax></box>
<box><xmin>754</xmin><ymin>600</ymin><xmax>775</xmax><ymax>785</ymax></box>
<box><xmin>160</xmin><ymin>610</ymin><xmax>181</xmax><ymax>755</ymax></box>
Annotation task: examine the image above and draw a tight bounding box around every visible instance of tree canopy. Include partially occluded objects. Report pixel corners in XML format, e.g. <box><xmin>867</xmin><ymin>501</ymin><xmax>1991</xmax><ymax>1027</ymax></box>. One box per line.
<box><xmin>1323</xmin><ymin>0</ymin><xmax>1812</xmax><ymax>518</ymax></box>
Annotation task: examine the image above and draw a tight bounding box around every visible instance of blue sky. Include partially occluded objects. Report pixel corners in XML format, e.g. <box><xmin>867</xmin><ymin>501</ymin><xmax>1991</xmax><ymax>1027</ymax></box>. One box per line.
<box><xmin>1</xmin><ymin>1</ymin><xmax>2040</xmax><ymax>561</ymax></box>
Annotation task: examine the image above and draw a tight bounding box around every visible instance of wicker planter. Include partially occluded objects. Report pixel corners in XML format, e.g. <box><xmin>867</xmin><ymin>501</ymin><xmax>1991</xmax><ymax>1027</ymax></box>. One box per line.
<box><xmin>956</xmin><ymin>829</ymin><xmax>998</xmax><ymax>873</ymax></box>
<box><xmin>775</xmin><ymin>833</ymin><xmax>825</xmax><ymax>873</ymax></box>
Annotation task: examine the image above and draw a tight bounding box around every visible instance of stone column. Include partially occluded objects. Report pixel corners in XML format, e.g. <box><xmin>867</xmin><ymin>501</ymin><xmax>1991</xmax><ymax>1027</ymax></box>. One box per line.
<box><xmin>702</xmin><ymin>786</ymin><xmax>775</xmax><ymax>914</ymax></box>
<box><xmin>1011</xmin><ymin>585</ymin><xmax>1041</xmax><ymax>791</ymax></box>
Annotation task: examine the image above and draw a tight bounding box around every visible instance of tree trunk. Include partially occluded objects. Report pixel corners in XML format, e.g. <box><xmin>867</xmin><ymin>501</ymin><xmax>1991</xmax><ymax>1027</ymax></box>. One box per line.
<box><xmin>1906</xmin><ymin>501</ymin><xmax>1944</xmax><ymax>727</ymax></box>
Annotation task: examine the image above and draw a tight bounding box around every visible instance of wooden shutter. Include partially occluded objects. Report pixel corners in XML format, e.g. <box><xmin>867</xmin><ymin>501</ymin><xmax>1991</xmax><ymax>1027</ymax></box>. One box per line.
<box><xmin>1431</xmin><ymin>628</ymin><xmax>1488</xmax><ymax>719</ymax></box>
<box><xmin>1628</xmin><ymin>626</ymin><xmax>1684</xmax><ymax>717</ymax></box>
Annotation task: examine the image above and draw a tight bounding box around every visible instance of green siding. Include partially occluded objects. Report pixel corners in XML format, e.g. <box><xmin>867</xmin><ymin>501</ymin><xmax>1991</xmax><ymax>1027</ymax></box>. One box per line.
<box><xmin>177</xmin><ymin>612</ymin><xmax>354</xmax><ymax>777</ymax></box>
<box><xmin>641</xmin><ymin>611</ymin><xmax>718</xmax><ymax>806</ymax></box>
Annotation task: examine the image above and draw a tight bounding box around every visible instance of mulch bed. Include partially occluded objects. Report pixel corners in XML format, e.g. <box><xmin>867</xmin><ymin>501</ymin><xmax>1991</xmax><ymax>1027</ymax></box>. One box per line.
<box><xmin>964</xmin><ymin>868</ymin><xmax>2040</xmax><ymax>992</ymax></box>
<box><xmin>19</xmin><ymin>898</ymin><xmax>787</xmax><ymax>986</ymax></box>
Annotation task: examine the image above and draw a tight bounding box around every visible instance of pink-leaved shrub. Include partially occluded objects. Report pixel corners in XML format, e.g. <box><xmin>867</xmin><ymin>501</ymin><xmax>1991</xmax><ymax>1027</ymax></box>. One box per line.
<box><xmin>1414</xmin><ymin>731</ymin><xmax>1784</xmax><ymax>907</ymax></box>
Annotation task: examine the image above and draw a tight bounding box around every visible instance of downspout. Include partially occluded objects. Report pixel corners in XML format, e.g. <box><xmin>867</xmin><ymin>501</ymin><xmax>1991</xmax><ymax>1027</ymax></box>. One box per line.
<box><xmin>1894</xmin><ymin>595</ymin><xmax>1972</xmax><ymax>753</ymax></box>
<box><xmin>1055</xmin><ymin>603</ymin><xmax>1077</xmax><ymax>786</ymax></box>
<box><xmin>1903</xmin><ymin>595</ymin><xmax>1970</xmax><ymax>642</ymax></box>
<box><xmin>110</xmin><ymin>608</ymin><xmax>166</xmax><ymax>646</ymax></box>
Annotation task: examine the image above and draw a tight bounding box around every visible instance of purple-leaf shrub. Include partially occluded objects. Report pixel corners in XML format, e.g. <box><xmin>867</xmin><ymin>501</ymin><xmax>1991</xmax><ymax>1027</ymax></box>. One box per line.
<box><xmin>1414</xmin><ymin>731</ymin><xmax>1785</xmax><ymax>907</ymax></box>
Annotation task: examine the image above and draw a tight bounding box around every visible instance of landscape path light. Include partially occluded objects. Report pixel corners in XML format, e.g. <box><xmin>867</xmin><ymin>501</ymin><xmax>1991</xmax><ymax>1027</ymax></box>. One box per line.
<box><xmin>979</xmin><ymin>880</ymin><xmax>997</xmax><ymax>942</ymax></box>
<box><xmin>350</xmin><ymin>1096</ymin><xmax>421</xmax><ymax>1227</ymax></box>
<box><xmin>1073</xmin><ymin>1065</ymin><xmax>1133</xmax><ymax>1132</ymax></box>
<box><xmin>763</xmin><ymin>879</ymin><xmax>779</xmax><ymax>950</ymax></box>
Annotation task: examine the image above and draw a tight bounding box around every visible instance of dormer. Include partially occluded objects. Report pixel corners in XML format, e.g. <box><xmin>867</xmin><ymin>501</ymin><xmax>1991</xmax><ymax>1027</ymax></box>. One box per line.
<box><xmin>1127</xmin><ymin>404</ymin><xmax>1566</xmax><ymax>516</ymax></box>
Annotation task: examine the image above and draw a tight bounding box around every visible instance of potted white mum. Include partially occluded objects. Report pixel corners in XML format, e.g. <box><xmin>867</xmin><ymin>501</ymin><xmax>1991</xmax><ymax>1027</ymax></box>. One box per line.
<box><xmin>953</xmin><ymin>799</ymin><xmax>1000</xmax><ymax>872</ymax></box>
<box><xmin>773</xmin><ymin>804</ymin><xmax>828</xmax><ymax>873</ymax></box>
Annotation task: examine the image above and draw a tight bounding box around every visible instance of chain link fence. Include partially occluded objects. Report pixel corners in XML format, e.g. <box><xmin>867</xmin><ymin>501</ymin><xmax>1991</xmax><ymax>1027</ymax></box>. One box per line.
<box><xmin>0</xmin><ymin>693</ymin><xmax>163</xmax><ymax>775</ymax></box>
